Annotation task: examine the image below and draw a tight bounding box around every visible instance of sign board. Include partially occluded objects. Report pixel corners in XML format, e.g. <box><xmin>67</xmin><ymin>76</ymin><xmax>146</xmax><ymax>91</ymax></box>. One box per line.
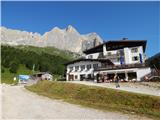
<box><xmin>19</xmin><ymin>75</ymin><xmax>30</xmax><ymax>83</ymax></box>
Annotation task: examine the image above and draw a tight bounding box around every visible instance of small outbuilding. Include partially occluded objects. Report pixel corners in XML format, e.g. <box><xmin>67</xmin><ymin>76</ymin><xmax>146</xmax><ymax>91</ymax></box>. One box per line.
<box><xmin>31</xmin><ymin>72</ymin><xmax>53</xmax><ymax>81</ymax></box>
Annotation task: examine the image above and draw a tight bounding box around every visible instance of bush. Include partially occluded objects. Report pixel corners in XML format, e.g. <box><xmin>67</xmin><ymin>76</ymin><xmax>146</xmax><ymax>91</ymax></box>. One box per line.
<box><xmin>57</xmin><ymin>78</ymin><xmax>66</xmax><ymax>81</ymax></box>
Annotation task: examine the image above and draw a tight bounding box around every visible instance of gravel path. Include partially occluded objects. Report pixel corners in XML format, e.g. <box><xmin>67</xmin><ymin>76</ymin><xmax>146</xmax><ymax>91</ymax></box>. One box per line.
<box><xmin>69</xmin><ymin>81</ymin><xmax>160</xmax><ymax>96</ymax></box>
<box><xmin>1</xmin><ymin>84</ymin><xmax>152</xmax><ymax>120</ymax></box>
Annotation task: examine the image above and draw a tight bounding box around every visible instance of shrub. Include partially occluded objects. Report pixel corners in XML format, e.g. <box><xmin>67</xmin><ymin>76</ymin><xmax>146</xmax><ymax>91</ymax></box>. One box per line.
<box><xmin>57</xmin><ymin>78</ymin><xmax>66</xmax><ymax>81</ymax></box>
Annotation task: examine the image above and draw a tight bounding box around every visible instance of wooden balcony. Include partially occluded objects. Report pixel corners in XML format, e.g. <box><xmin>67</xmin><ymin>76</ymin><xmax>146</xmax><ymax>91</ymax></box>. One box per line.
<box><xmin>98</xmin><ymin>52</ymin><xmax>124</xmax><ymax>59</ymax></box>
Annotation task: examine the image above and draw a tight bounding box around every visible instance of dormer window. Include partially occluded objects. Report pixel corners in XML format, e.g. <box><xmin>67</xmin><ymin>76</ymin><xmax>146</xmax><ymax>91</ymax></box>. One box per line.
<box><xmin>88</xmin><ymin>55</ymin><xmax>93</xmax><ymax>59</ymax></box>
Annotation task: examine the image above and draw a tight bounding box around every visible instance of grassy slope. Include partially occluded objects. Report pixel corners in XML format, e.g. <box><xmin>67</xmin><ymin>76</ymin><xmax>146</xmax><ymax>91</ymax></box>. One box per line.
<box><xmin>26</xmin><ymin>81</ymin><xmax>160</xmax><ymax>120</ymax></box>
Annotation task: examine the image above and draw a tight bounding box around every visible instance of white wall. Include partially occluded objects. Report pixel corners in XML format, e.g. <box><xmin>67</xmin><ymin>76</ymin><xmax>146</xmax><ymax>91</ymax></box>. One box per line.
<box><xmin>136</xmin><ymin>67</ymin><xmax>151</xmax><ymax>81</ymax></box>
<box><xmin>102</xmin><ymin>45</ymin><xmax>121</xmax><ymax>65</ymax></box>
<box><xmin>102</xmin><ymin>45</ymin><xmax>144</xmax><ymax>65</ymax></box>
<box><xmin>103</xmin><ymin>44</ymin><xmax>107</xmax><ymax>56</ymax></box>
<box><xmin>124</xmin><ymin>46</ymin><xmax>144</xmax><ymax>64</ymax></box>
<box><xmin>124</xmin><ymin>47</ymin><xmax>130</xmax><ymax>64</ymax></box>
<box><xmin>66</xmin><ymin>61</ymin><xmax>101</xmax><ymax>81</ymax></box>
<box><xmin>85</xmin><ymin>53</ymin><xmax>100</xmax><ymax>59</ymax></box>
<box><xmin>129</xmin><ymin>46</ymin><xmax>144</xmax><ymax>64</ymax></box>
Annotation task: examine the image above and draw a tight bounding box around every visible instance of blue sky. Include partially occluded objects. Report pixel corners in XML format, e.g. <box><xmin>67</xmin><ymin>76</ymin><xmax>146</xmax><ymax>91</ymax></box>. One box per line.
<box><xmin>1</xmin><ymin>1</ymin><xmax>160</xmax><ymax>57</ymax></box>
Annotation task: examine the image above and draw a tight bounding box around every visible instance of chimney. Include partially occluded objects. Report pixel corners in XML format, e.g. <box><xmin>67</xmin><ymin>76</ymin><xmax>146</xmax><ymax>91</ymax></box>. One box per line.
<box><xmin>122</xmin><ymin>38</ymin><xmax>128</xmax><ymax>40</ymax></box>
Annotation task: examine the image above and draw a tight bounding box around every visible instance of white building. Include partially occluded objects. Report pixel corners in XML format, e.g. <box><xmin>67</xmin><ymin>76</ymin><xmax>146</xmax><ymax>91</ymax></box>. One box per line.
<box><xmin>65</xmin><ymin>59</ymin><xmax>113</xmax><ymax>81</ymax></box>
<box><xmin>65</xmin><ymin>39</ymin><xmax>151</xmax><ymax>82</ymax></box>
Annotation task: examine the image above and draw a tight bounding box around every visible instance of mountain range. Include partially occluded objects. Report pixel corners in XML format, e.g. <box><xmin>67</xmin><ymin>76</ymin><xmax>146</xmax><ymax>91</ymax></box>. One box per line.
<box><xmin>1</xmin><ymin>25</ymin><xmax>103</xmax><ymax>53</ymax></box>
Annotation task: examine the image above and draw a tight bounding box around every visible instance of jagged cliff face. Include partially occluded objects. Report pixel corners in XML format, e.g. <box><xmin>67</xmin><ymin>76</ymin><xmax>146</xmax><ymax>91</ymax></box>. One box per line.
<box><xmin>1</xmin><ymin>25</ymin><xmax>103</xmax><ymax>53</ymax></box>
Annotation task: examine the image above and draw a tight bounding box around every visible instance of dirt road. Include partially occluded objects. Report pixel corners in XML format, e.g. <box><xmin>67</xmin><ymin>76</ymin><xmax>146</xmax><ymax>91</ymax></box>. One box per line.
<box><xmin>1</xmin><ymin>84</ymin><xmax>152</xmax><ymax>120</ymax></box>
<box><xmin>69</xmin><ymin>81</ymin><xmax>160</xmax><ymax>96</ymax></box>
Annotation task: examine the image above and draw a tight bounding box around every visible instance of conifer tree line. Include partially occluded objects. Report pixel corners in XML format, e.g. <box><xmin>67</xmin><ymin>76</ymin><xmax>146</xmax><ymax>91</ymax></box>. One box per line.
<box><xmin>145</xmin><ymin>53</ymin><xmax>160</xmax><ymax>69</ymax></box>
<box><xmin>1</xmin><ymin>45</ymin><xmax>71</xmax><ymax>75</ymax></box>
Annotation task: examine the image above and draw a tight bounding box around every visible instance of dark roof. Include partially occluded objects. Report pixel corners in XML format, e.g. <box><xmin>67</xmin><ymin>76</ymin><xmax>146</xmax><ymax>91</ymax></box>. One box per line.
<box><xmin>32</xmin><ymin>72</ymin><xmax>52</xmax><ymax>75</ymax></box>
<box><xmin>83</xmin><ymin>40</ymin><xmax>147</xmax><ymax>54</ymax></box>
<box><xmin>64</xmin><ymin>58</ymin><xmax>114</xmax><ymax>66</ymax></box>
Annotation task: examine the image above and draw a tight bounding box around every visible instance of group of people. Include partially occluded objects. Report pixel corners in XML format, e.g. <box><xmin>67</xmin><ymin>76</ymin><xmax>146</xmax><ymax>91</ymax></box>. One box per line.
<box><xmin>97</xmin><ymin>73</ymin><xmax>121</xmax><ymax>88</ymax></box>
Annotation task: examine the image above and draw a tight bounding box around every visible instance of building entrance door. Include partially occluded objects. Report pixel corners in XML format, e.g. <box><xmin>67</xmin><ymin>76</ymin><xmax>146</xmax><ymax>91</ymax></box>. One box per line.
<box><xmin>80</xmin><ymin>74</ymin><xmax>85</xmax><ymax>81</ymax></box>
<box><xmin>68</xmin><ymin>74</ymin><xmax>74</xmax><ymax>81</ymax></box>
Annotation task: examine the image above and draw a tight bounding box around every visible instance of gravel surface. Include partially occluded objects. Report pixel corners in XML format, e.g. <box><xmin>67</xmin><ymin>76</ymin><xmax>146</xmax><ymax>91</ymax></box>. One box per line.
<box><xmin>1</xmin><ymin>84</ymin><xmax>152</xmax><ymax>120</ymax></box>
<box><xmin>69</xmin><ymin>81</ymin><xmax>160</xmax><ymax>96</ymax></box>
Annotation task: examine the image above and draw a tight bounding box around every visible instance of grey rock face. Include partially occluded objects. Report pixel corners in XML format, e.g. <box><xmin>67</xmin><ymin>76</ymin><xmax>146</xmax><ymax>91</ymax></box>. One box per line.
<box><xmin>1</xmin><ymin>25</ymin><xmax>103</xmax><ymax>53</ymax></box>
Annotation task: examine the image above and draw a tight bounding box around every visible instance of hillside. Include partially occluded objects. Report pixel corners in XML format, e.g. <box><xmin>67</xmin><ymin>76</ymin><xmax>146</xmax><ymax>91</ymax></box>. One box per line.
<box><xmin>14</xmin><ymin>45</ymin><xmax>80</xmax><ymax>60</ymax></box>
<box><xmin>145</xmin><ymin>52</ymin><xmax>160</xmax><ymax>69</ymax></box>
<box><xmin>1</xmin><ymin>45</ymin><xmax>75</xmax><ymax>84</ymax></box>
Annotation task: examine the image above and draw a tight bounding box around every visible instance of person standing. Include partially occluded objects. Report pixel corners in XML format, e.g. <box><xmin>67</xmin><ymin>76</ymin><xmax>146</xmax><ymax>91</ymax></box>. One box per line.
<box><xmin>114</xmin><ymin>74</ymin><xmax>120</xmax><ymax>88</ymax></box>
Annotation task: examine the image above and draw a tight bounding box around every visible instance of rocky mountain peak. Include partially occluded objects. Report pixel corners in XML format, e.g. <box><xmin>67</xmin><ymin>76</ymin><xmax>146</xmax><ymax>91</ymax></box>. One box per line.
<box><xmin>65</xmin><ymin>25</ymin><xmax>78</xmax><ymax>33</ymax></box>
<box><xmin>51</xmin><ymin>26</ymin><xmax>62</xmax><ymax>32</ymax></box>
<box><xmin>1</xmin><ymin>25</ymin><xmax>103</xmax><ymax>53</ymax></box>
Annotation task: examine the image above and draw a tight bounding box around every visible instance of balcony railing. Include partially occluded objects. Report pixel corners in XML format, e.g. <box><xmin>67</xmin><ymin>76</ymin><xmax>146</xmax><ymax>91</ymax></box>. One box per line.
<box><xmin>98</xmin><ymin>51</ymin><xmax>124</xmax><ymax>59</ymax></box>
<box><xmin>95</xmin><ymin>63</ymin><xmax>146</xmax><ymax>71</ymax></box>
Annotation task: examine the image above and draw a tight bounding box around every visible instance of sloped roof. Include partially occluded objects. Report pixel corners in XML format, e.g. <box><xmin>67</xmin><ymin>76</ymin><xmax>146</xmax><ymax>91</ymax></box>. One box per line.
<box><xmin>64</xmin><ymin>58</ymin><xmax>114</xmax><ymax>66</ymax></box>
<box><xmin>83</xmin><ymin>40</ymin><xmax>147</xmax><ymax>54</ymax></box>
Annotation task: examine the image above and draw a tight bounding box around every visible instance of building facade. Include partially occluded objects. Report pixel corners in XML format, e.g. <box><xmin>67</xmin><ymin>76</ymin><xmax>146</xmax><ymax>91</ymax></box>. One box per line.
<box><xmin>65</xmin><ymin>39</ymin><xmax>151</xmax><ymax>82</ymax></box>
<box><xmin>66</xmin><ymin>59</ymin><xmax>113</xmax><ymax>81</ymax></box>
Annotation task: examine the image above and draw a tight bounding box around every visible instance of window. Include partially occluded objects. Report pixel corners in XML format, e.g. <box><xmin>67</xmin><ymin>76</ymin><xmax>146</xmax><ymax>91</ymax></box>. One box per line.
<box><xmin>69</xmin><ymin>67</ymin><xmax>73</xmax><ymax>71</ymax></box>
<box><xmin>87</xmin><ymin>74</ymin><xmax>92</xmax><ymax>79</ymax></box>
<box><xmin>80</xmin><ymin>74</ymin><xmax>85</xmax><ymax>81</ymax></box>
<box><xmin>75</xmin><ymin>66</ymin><xmax>79</xmax><ymax>71</ymax></box>
<box><xmin>132</xmin><ymin>56</ymin><xmax>139</xmax><ymax>61</ymax></box>
<box><xmin>80</xmin><ymin>65</ymin><xmax>85</xmax><ymax>71</ymax></box>
<box><xmin>87</xmin><ymin>64</ymin><xmax>91</xmax><ymax>70</ymax></box>
<box><xmin>131</xmin><ymin>48</ymin><xmax>138</xmax><ymax>53</ymax></box>
<box><xmin>75</xmin><ymin>75</ymin><xmax>78</xmax><ymax>79</ymax></box>
<box><xmin>93</xmin><ymin>64</ymin><xmax>98</xmax><ymax>69</ymax></box>
<box><xmin>88</xmin><ymin>55</ymin><xmax>93</xmax><ymax>59</ymax></box>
